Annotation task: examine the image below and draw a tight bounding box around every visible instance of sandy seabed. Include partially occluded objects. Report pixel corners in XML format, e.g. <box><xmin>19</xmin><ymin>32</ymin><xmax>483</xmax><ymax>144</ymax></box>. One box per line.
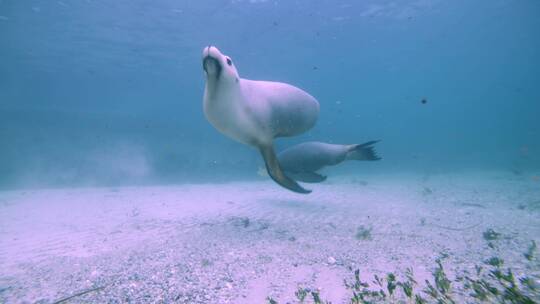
<box><xmin>0</xmin><ymin>171</ymin><xmax>539</xmax><ymax>303</ymax></box>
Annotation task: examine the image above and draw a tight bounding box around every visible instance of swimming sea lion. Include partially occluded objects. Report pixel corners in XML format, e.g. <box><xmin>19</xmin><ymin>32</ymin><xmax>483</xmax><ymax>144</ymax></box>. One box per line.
<box><xmin>202</xmin><ymin>46</ymin><xmax>319</xmax><ymax>193</ymax></box>
<box><xmin>278</xmin><ymin>141</ymin><xmax>381</xmax><ymax>183</ymax></box>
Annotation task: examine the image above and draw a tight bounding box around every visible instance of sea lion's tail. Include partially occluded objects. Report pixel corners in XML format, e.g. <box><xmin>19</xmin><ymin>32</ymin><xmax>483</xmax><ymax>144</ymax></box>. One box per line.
<box><xmin>346</xmin><ymin>140</ymin><xmax>382</xmax><ymax>161</ymax></box>
<box><xmin>259</xmin><ymin>145</ymin><xmax>312</xmax><ymax>194</ymax></box>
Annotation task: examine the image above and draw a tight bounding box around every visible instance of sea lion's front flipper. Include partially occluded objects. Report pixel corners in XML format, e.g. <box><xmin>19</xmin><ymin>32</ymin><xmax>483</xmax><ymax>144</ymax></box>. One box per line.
<box><xmin>288</xmin><ymin>171</ymin><xmax>327</xmax><ymax>183</ymax></box>
<box><xmin>259</xmin><ymin>145</ymin><xmax>312</xmax><ymax>194</ymax></box>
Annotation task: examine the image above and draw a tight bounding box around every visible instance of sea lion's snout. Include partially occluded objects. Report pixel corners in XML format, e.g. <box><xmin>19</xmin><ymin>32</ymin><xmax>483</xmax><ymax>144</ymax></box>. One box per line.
<box><xmin>203</xmin><ymin>46</ymin><xmax>223</xmax><ymax>77</ymax></box>
<box><xmin>203</xmin><ymin>56</ymin><xmax>222</xmax><ymax>78</ymax></box>
<box><xmin>203</xmin><ymin>56</ymin><xmax>220</xmax><ymax>73</ymax></box>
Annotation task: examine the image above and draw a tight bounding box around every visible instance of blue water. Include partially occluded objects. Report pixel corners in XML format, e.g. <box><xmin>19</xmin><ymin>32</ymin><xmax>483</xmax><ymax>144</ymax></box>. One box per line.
<box><xmin>1</xmin><ymin>0</ymin><xmax>539</xmax><ymax>189</ymax></box>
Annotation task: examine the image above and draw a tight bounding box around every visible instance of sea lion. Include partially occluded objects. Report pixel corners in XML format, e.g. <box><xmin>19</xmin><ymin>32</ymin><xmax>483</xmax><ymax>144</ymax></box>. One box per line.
<box><xmin>278</xmin><ymin>141</ymin><xmax>381</xmax><ymax>183</ymax></box>
<box><xmin>202</xmin><ymin>46</ymin><xmax>319</xmax><ymax>193</ymax></box>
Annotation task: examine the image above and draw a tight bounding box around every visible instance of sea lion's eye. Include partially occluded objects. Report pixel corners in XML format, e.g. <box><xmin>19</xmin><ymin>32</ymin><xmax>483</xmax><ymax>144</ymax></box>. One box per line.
<box><xmin>226</xmin><ymin>58</ymin><xmax>232</xmax><ymax>66</ymax></box>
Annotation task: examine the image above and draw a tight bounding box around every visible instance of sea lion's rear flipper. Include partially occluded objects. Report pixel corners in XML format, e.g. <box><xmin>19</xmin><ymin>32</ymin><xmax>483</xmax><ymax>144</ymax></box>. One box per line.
<box><xmin>259</xmin><ymin>145</ymin><xmax>312</xmax><ymax>194</ymax></box>
<box><xmin>288</xmin><ymin>171</ymin><xmax>327</xmax><ymax>183</ymax></box>
<box><xmin>346</xmin><ymin>140</ymin><xmax>382</xmax><ymax>161</ymax></box>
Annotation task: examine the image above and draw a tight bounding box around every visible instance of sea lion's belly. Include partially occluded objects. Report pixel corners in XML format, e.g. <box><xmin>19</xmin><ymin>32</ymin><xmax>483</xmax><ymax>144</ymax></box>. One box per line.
<box><xmin>269</xmin><ymin>98</ymin><xmax>319</xmax><ymax>137</ymax></box>
<box><xmin>243</xmin><ymin>80</ymin><xmax>320</xmax><ymax>138</ymax></box>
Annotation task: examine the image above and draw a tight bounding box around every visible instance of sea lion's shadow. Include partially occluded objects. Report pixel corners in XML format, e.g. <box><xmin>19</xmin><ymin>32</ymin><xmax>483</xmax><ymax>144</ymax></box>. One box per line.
<box><xmin>256</xmin><ymin>198</ymin><xmax>328</xmax><ymax>213</ymax></box>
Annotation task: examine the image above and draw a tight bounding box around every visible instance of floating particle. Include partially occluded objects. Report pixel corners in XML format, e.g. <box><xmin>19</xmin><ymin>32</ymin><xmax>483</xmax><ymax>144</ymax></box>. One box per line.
<box><xmin>421</xmin><ymin>98</ymin><xmax>427</xmax><ymax>104</ymax></box>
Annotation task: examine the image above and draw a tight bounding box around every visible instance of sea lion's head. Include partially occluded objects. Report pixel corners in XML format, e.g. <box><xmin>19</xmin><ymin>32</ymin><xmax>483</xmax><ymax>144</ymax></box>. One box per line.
<box><xmin>202</xmin><ymin>46</ymin><xmax>239</xmax><ymax>85</ymax></box>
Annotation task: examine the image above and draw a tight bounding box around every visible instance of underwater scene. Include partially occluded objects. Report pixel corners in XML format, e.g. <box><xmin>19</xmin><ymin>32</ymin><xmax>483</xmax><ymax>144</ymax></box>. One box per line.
<box><xmin>1</xmin><ymin>0</ymin><xmax>540</xmax><ymax>303</ymax></box>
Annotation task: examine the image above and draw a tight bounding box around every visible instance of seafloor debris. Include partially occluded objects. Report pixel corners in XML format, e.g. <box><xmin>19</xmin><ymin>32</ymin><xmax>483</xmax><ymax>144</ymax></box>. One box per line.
<box><xmin>517</xmin><ymin>200</ymin><xmax>540</xmax><ymax>211</ymax></box>
<box><xmin>230</xmin><ymin>216</ymin><xmax>250</xmax><ymax>228</ymax></box>
<box><xmin>355</xmin><ymin>225</ymin><xmax>372</xmax><ymax>240</ymax></box>
<box><xmin>483</xmin><ymin>228</ymin><xmax>501</xmax><ymax>241</ymax></box>
<box><xmin>422</xmin><ymin>187</ymin><xmax>433</xmax><ymax>196</ymax></box>
<box><xmin>524</xmin><ymin>240</ymin><xmax>537</xmax><ymax>261</ymax></box>
<box><xmin>460</xmin><ymin>202</ymin><xmax>485</xmax><ymax>208</ymax></box>
<box><xmin>484</xmin><ymin>257</ymin><xmax>504</xmax><ymax>267</ymax></box>
<box><xmin>52</xmin><ymin>285</ymin><xmax>107</xmax><ymax>304</ymax></box>
<box><xmin>327</xmin><ymin>256</ymin><xmax>337</xmax><ymax>265</ymax></box>
<box><xmin>270</xmin><ymin>246</ymin><xmax>538</xmax><ymax>303</ymax></box>
<box><xmin>295</xmin><ymin>287</ymin><xmax>308</xmax><ymax>302</ymax></box>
